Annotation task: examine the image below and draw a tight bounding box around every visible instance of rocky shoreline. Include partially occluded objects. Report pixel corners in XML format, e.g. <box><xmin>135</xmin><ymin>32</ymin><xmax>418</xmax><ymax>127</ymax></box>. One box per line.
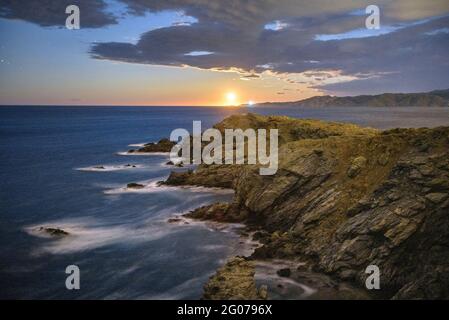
<box><xmin>163</xmin><ymin>113</ymin><xmax>449</xmax><ymax>299</ymax></box>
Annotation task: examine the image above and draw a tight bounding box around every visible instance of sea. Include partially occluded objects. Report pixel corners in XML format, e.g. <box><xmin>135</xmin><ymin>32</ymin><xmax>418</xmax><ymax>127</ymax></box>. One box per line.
<box><xmin>1</xmin><ymin>105</ymin><xmax>449</xmax><ymax>299</ymax></box>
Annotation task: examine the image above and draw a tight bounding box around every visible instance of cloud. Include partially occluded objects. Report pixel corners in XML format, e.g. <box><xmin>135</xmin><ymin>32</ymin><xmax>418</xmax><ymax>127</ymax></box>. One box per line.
<box><xmin>2</xmin><ymin>0</ymin><xmax>448</xmax><ymax>94</ymax></box>
<box><xmin>91</xmin><ymin>1</ymin><xmax>449</xmax><ymax>93</ymax></box>
<box><xmin>0</xmin><ymin>0</ymin><xmax>117</xmax><ymax>28</ymax></box>
<box><xmin>120</xmin><ymin>0</ymin><xmax>449</xmax><ymax>25</ymax></box>
<box><xmin>311</xmin><ymin>17</ymin><xmax>449</xmax><ymax>94</ymax></box>
<box><xmin>240</xmin><ymin>74</ymin><xmax>261</xmax><ymax>81</ymax></box>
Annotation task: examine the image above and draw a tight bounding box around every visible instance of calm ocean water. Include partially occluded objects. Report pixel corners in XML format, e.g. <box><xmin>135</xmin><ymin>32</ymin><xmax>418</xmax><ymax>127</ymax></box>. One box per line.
<box><xmin>1</xmin><ymin>105</ymin><xmax>448</xmax><ymax>299</ymax></box>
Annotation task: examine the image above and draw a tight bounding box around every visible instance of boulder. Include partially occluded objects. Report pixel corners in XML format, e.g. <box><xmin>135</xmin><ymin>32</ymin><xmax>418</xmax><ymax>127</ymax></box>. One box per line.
<box><xmin>127</xmin><ymin>183</ymin><xmax>145</xmax><ymax>189</ymax></box>
<box><xmin>347</xmin><ymin>156</ymin><xmax>367</xmax><ymax>178</ymax></box>
<box><xmin>277</xmin><ymin>268</ymin><xmax>291</xmax><ymax>277</ymax></box>
<box><xmin>131</xmin><ymin>138</ymin><xmax>176</xmax><ymax>153</ymax></box>
<box><xmin>203</xmin><ymin>257</ymin><xmax>267</xmax><ymax>300</ymax></box>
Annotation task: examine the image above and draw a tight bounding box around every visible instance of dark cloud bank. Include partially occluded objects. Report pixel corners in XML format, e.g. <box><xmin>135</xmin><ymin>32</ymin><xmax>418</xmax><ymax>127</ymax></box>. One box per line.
<box><xmin>0</xmin><ymin>0</ymin><xmax>117</xmax><ymax>28</ymax></box>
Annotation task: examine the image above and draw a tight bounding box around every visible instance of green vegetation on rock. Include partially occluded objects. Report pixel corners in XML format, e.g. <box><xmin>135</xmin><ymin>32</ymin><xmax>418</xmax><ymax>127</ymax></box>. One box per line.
<box><xmin>203</xmin><ymin>257</ymin><xmax>268</xmax><ymax>300</ymax></box>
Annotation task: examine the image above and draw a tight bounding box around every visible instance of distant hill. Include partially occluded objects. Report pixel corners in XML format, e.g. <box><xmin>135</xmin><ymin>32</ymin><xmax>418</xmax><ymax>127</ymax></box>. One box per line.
<box><xmin>258</xmin><ymin>89</ymin><xmax>449</xmax><ymax>107</ymax></box>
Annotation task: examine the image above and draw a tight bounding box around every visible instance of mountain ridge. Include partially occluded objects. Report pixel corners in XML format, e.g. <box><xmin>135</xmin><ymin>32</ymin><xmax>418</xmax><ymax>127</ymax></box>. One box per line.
<box><xmin>257</xmin><ymin>89</ymin><xmax>449</xmax><ymax>107</ymax></box>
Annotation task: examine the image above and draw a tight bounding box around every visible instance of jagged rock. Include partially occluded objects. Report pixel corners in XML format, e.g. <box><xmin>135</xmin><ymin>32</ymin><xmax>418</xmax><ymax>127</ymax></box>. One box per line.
<box><xmin>425</xmin><ymin>193</ymin><xmax>448</xmax><ymax>204</ymax></box>
<box><xmin>203</xmin><ymin>257</ymin><xmax>267</xmax><ymax>300</ymax></box>
<box><xmin>253</xmin><ymin>231</ymin><xmax>270</xmax><ymax>242</ymax></box>
<box><xmin>130</xmin><ymin>138</ymin><xmax>175</xmax><ymax>153</ymax></box>
<box><xmin>277</xmin><ymin>268</ymin><xmax>291</xmax><ymax>277</ymax></box>
<box><xmin>392</xmin><ymin>271</ymin><xmax>449</xmax><ymax>299</ymax></box>
<box><xmin>377</xmin><ymin>153</ymin><xmax>390</xmax><ymax>166</ymax></box>
<box><xmin>347</xmin><ymin>156</ymin><xmax>367</xmax><ymax>178</ymax></box>
<box><xmin>258</xmin><ymin>285</ymin><xmax>268</xmax><ymax>300</ymax></box>
<box><xmin>184</xmin><ymin>203</ymin><xmax>248</xmax><ymax>223</ymax></box>
<box><xmin>163</xmin><ymin>170</ymin><xmax>194</xmax><ymax>186</ymax></box>
<box><xmin>425</xmin><ymin>177</ymin><xmax>449</xmax><ymax>190</ymax></box>
<box><xmin>164</xmin><ymin>166</ymin><xmax>237</xmax><ymax>188</ymax></box>
<box><xmin>163</xmin><ymin>114</ymin><xmax>449</xmax><ymax>299</ymax></box>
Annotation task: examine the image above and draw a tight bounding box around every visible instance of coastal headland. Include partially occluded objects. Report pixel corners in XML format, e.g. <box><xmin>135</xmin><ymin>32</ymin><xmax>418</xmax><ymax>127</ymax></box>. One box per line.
<box><xmin>159</xmin><ymin>113</ymin><xmax>449</xmax><ymax>299</ymax></box>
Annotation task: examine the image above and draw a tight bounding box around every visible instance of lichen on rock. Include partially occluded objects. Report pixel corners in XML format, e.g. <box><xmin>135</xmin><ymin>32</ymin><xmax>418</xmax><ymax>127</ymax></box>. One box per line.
<box><xmin>203</xmin><ymin>257</ymin><xmax>267</xmax><ymax>300</ymax></box>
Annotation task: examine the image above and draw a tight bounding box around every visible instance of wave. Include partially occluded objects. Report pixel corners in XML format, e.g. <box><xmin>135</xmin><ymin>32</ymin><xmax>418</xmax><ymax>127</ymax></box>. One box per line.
<box><xmin>254</xmin><ymin>260</ymin><xmax>317</xmax><ymax>299</ymax></box>
<box><xmin>167</xmin><ymin>215</ymin><xmax>259</xmax><ymax>258</ymax></box>
<box><xmin>76</xmin><ymin>164</ymin><xmax>144</xmax><ymax>172</ymax></box>
<box><xmin>103</xmin><ymin>180</ymin><xmax>173</xmax><ymax>194</ymax></box>
<box><xmin>103</xmin><ymin>179</ymin><xmax>234</xmax><ymax>195</ymax></box>
<box><xmin>24</xmin><ymin>217</ymin><xmax>176</xmax><ymax>255</ymax></box>
<box><xmin>117</xmin><ymin>151</ymin><xmax>170</xmax><ymax>156</ymax></box>
<box><xmin>128</xmin><ymin>142</ymin><xmax>148</xmax><ymax>147</ymax></box>
<box><xmin>23</xmin><ymin>207</ymin><xmax>236</xmax><ymax>257</ymax></box>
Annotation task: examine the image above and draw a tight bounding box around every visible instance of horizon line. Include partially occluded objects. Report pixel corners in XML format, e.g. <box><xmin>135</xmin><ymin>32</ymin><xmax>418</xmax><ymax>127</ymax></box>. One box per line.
<box><xmin>0</xmin><ymin>104</ymin><xmax>252</xmax><ymax>108</ymax></box>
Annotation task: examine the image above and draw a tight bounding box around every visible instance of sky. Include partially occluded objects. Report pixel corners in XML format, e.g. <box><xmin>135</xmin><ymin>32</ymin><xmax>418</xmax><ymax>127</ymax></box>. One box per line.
<box><xmin>0</xmin><ymin>0</ymin><xmax>448</xmax><ymax>106</ymax></box>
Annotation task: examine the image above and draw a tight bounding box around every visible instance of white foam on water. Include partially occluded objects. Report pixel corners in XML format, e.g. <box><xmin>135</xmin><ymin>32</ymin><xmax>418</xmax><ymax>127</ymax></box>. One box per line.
<box><xmin>117</xmin><ymin>151</ymin><xmax>170</xmax><ymax>156</ymax></box>
<box><xmin>199</xmin><ymin>244</ymin><xmax>228</xmax><ymax>251</ymax></box>
<box><xmin>255</xmin><ymin>259</ymin><xmax>317</xmax><ymax>299</ymax></box>
<box><xmin>104</xmin><ymin>180</ymin><xmax>174</xmax><ymax>194</ymax></box>
<box><xmin>128</xmin><ymin>142</ymin><xmax>147</xmax><ymax>147</ymax></box>
<box><xmin>76</xmin><ymin>164</ymin><xmax>144</xmax><ymax>172</ymax></box>
<box><xmin>168</xmin><ymin>216</ymin><xmax>259</xmax><ymax>258</ymax></box>
<box><xmin>24</xmin><ymin>217</ymin><xmax>175</xmax><ymax>255</ymax></box>
<box><xmin>104</xmin><ymin>179</ymin><xmax>235</xmax><ymax>195</ymax></box>
<box><xmin>24</xmin><ymin>204</ymin><xmax>238</xmax><ymax>258</ymax></box>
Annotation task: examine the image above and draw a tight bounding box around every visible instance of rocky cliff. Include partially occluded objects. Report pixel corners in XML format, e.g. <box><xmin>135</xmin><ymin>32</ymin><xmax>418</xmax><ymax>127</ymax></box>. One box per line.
<box><xmin>166</xmin><ymin>113</ymin><xmax>449</xmax><ymax>299</ymax></box>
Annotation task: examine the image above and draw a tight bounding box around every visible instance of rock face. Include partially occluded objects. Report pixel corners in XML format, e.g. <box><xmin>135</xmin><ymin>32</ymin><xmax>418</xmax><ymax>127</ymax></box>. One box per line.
<box><xmin>164</xmin><ymin>166</ymin><xmax>239</xmax><ymax>188</ymax></box>
<box><xmin>185</xmin><ymin>203</ymin><xmax>248</xmax><ymax>223</ymax></box>
<box><xmin>129</xmin><ymin>138</ymin><xmax>175</xmax><ymax>153</ymax></box>
<box><xmin>166</xmin><ymin>113</ymin><xmax>449</xmax><ymax>299</ymax></box>
<box><xmin>203</xmin><ymin>257</ymin><xmax>267</xmax><ymax>300</ymax></box>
